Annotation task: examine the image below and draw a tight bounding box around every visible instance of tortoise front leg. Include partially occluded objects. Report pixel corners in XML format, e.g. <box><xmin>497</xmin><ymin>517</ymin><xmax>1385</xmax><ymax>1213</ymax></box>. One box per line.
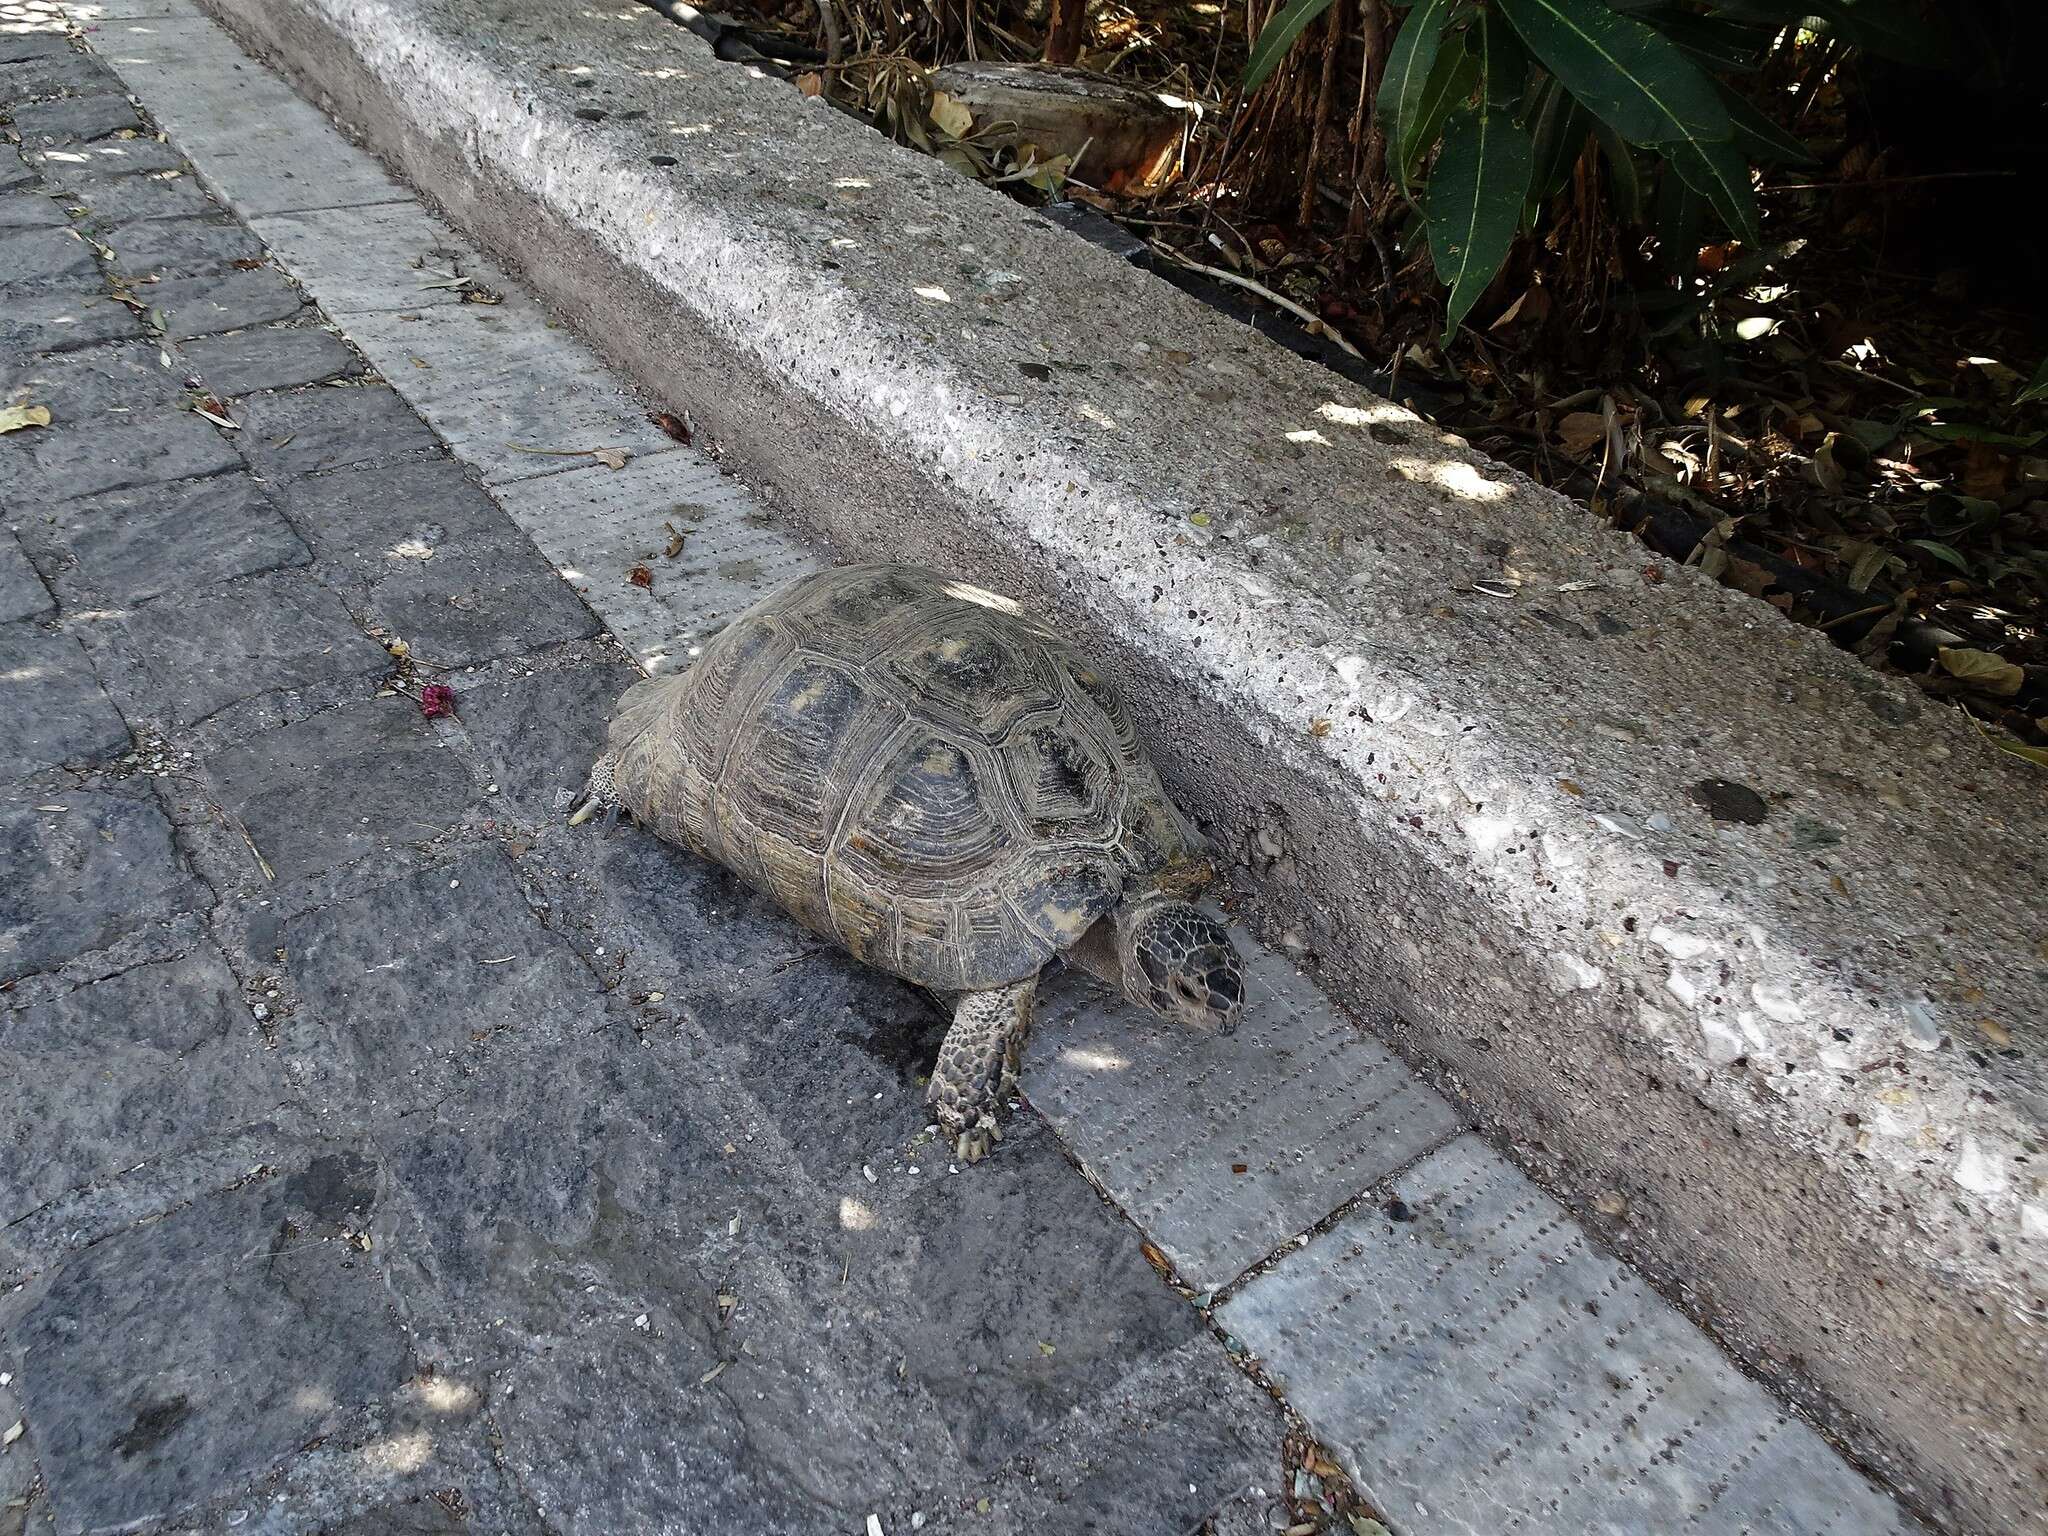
<box><xmin>928</xmin><ymin>977</ymin><xmax>1036</xmax><ymax>1165</ymax></box>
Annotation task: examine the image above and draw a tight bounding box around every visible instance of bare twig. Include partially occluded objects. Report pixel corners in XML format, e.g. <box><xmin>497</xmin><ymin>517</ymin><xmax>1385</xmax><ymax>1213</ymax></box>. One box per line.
<box><xmin>1150</xmin><ymin>243</ymin><xmax>1367</xmax><ymax>359</ymax></box>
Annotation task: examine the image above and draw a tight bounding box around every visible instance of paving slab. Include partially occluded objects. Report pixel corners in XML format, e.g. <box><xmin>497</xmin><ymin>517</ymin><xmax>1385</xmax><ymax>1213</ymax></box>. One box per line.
<box><xmin>0</xmin><ymin>189</ymin><xmax>67</xmax><ymax>228</ymax></box>
<box><xmin>100</xmin><ymin>566</ymin><xmax>387</xmax><ymax>725</ymax></box>
<box><xmin>27</xmin><ymin>137</ymin><xmax>185</xmax><ymax>183</ymax></box>
<box><xmin>0</xmin><ymin>531</ymin><xmax>55</xmax><ymax>622</ymax></box>
<box><xmin>0</xmin><ymin>147</ymin><xmax>32</xmax><ymax>193</ymax></box>
<box><xmin>333</xmin><ymin>301</ymin><xmax>681</xmax><ymax>485</ymax></box>
<box><xmin>247</xmin><ymin>203</ymin><xmax>503</xmax><ymax>313</ymax></box>
<box><xmin>144</xmin><ymin>262</ymin><xmax>308</xmax><ymax>338</ymax></box>
<box><xmin>276</xmin><ymin>847</ymin><xmax>602</xmax><ymax>1113</ymax></box>
<box><xmin>9</xmin><ymin>1148</ymin><xmax>413</xmax><ymax>1535</ymax></box>
<box><xmin>1028</xmin><ymin>956</ymin><xmax>1467</xmax><ymax>1293</ymax></box>
<box><xmin>269</xmin><ymin>455</ymin><xmax>514</xmax><ymax>573</ymax></box>
<box><xmin>39</xmin><ymin>470</ymin><xmax>311</xmax><ymax>603</ymax></box>
<box><xmin>100</xmin><ymin>210</ymin><xmax>262</xmax><ymax>277</ymax></box>
<box><xmin>450</xmin><ymin>653</ymin><xmax>641</xmax><ymax>824</ymax></box>
<box><xmin>233</xmin><ymin>380</ymin><xmax>438</xmax><ymax>477</ymax></box>
<box><xmin>6</xmin><ymin>91</ymin><xmax>145</xmax><ymax>146</ymax></box>
<box><xmin>0</xmin><ymin>790</ymin><xmax>197</xmax><ymax>982</ymax></box>
<box><xmin>1</xmin><ymin>336</ymin><xmax>191</xmax><ymax>418</ymax></box>
<box><xmin>0</xmin><ymin>285</ymin><xmax>145</xmax><ymax>355</ymax></box>
<box><xmin>1216</xmin><ymin>1134</ymin><xmax>1920</xmax><ymax>1536</ymax></box>
<box><xmin>202</xmin><ymin>694</ymin><xmax>480</xmax><ymax>880</ymax></box>
<box><xmin>0</xmin><ymin>405</ymin><xmax>240</xmax><ymax>503</ymax></box>
<box><xmin>0</xmin><ymin>624</ymin><xmax>132</xmax><ymax>782</ymax></box>
<box><xmin>0</xmin><ymin>221</ymin><xmax>97</xmax><ymax>289</ymax></box>
<box><xmin>178</xmin><ymin>320</ymin><xmax>357</xmax><ymax>394</ymax></box>
<box><xmin>0</xmin><ymin>946</ymin><xmax>276</xmax><ymax>1221</ymax></box>
<box><xmin>0</xmin><ymin>43</ymin><xmax>107</xmax><ymax>106</ymax></box>
<box><xmin>53</xmin><ymin>161</ymin><xmax>216</xmax><ymax>223</ymax></box>
<box><xmin>492</xmin><ymin>452</ymin><xmax>821</xmax><ymax>673</ymax></box>
<box><xmin>362</xmin><ymin>535</ymin><xmax>601</xmax><ymax>666</ymax></box>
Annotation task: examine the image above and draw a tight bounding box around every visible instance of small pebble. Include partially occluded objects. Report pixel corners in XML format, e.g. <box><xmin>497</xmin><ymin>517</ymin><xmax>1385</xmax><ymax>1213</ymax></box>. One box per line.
<box><xmin>862</xmin><ymin>1164</ymin><xmax>877</xmax><ymax>1184</ymax></box>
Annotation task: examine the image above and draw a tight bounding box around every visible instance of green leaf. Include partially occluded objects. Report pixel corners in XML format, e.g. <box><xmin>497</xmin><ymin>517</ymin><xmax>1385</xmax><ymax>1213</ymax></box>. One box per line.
<box><xmin>1594</xmin><ymin>121</ymin><xmax>1644</xmax><ymax>224</ymax></box>
<box><xmin>1378</xmin><ymin>0</ymin><xmax>1463</xmax><ymax>189</ymax></box>
<box><xmin>1244</xmin><ymin>0</ymin><xmax>1341</xmax><ymax>95</ymax></box>
<box><xmin>1526</xmin><ymin>77</ymin><xmax>1591</xmax><ymax>210</ymax></box>
<box><xmin>1394</xmin><ymin>27</ymin><xmax>1480</xmax><ymax>192</ymax></box>
<box><xmin>1427</xmin><ymin>96</ymin><xmax>1534</xmax><ymax>340</ymax></box>
<box><xmin>2018</xmin><ymin>356</ymin><xmax>2048</xmax><ymax>406</ymax></box>
<box><xmin>1666</xmin><ymin>135</ymin><xmax>1761</xmax><ymax>245</ymax></box>
<box><xmin>1621</xmin><ymin>4</ymin><xmax>1774</xmax><ymax>71</ymax></box>
<box><xmin>1651</xmin><ymin>161</ymin><xmax>1706</xmax><ymax>276</ymax></box>
<box><xmin>1477</xmin><ymin>7</ymin><xmax>1527</xmax><ymax>107</ymax></box>
<box><xmin>1719</xmin><ymin>84</ymin><xmax>1817</xmax><ymax>167</ymax></box>
<box><xmin>1907</xmin><ymin>539</ymin><xmax>1972</xmax><ymax>575</ymax></box>
<box><xmin>1496</xmin><ymin>0</ymin><xmax>1729</xmax><ymax>146</ymax></box>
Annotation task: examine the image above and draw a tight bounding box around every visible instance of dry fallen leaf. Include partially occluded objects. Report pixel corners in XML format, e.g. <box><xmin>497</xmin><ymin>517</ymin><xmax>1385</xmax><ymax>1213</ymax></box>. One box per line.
<box><xmin>929</xmin><ymin>90</ymin><xmax>973</xmax><ymax>139</ymax></box>
<box><xmin>590</xmin><ymin>446</ymin><xmax>629</xmax><ymax>470</ymax></box>
<box><xmin>1556</xmin><ymin>411</ymin><xmax>1606</xmax><ymax>460</ymax></box>
<box><xmin>1937</xmin><ymin>647</ymin><xmax>2024</xmax><ymax>696</ymax></box>
<box><xmin>1308</xmin><ymin>718</ymin><xmax>1332</xmax><ymax>738</ymax></box>
<box><xmin>628</xmin><ymin>564</ymin><xmax>654</xmax><ymax>590</ymax></box>
<box><xmin>0</xmin><ymin>403</ymin><xmax>53</xmax><ymax>434</ymax></box>
<box><xmin>663</xmin><ymin>521</ymin><xmax>689</xmax><ymax>558</ymax></box>
<box><xmin>650</xmin><ymin>411</ymin><xmax>691</xmax><ymax>443</ymax></box>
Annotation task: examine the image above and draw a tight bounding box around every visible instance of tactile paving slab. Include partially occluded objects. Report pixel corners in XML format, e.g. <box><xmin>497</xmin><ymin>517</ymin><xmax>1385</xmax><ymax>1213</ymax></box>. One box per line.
<box><xmin>1216</xmin><ymin>1134</ymin><xmax>1924</xmax><ymax>1536</ymax></box>
<box><xmin>491</xmin><ymin>452</ymin><xmax>819</xmax><ymax>672</ymax></box>
<box><xmin>1025</xmin><ymin>945</ymin><xmax>1465</xmax><ymax>1293</ymax></box>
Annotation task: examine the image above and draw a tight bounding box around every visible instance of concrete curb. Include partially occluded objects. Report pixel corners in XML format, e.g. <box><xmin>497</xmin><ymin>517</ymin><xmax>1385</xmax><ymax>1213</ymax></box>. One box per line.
<box><xmin>169</xmin><ymin>0</ymin><xmax>2043</xmax><ymax>1527</ymax></box>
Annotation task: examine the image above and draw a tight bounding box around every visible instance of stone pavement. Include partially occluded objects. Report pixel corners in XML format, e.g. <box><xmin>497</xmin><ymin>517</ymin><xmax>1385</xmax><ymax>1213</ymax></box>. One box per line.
<box><xmin>1</xmin><ymin>9</ymin><xmax>1937</xmax><ymax>1536</ymax></box>
<box><xmin>0</xmin><ymin>23</ymin><xmax>1281</xmax><ymax>1535</ymax></box>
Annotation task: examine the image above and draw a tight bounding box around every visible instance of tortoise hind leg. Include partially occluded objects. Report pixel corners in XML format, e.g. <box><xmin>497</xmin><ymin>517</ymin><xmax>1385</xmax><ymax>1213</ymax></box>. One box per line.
<box><xmin>928</xmin><ymin>977</ymin><xmax>1036</xmax><ymax>1165</ymax></box>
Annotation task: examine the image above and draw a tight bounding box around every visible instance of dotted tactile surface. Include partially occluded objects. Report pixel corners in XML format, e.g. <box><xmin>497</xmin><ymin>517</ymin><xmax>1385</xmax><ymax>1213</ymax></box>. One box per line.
<box><xmin>492</xmin><ymin>452</ymin><xmax>818</xmax><ymax>672</ymax></box>
<box><xmin>1025</xmin><ymin>945</ymin><xmax>1465</xmax><ymax>1292</ymax></box>
<box><xmin>1216</xmin><ymin>1134</ymin><xmax>1925</xmax><ymax>1536</ymax></box>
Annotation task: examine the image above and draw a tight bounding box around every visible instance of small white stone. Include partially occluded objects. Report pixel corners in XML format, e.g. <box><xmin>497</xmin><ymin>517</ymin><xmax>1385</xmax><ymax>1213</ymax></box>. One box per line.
<box><xmin>1900</xmin><ymin>996</ymin><xmax>1942</xmax><ymax>1050</ymax></box>
<box><xmin>1750</xmin><ymin>982</ymin><xmax>1805</xmax><ymax>1024</ymax></box>
<box><xmin>1649</xmin><ymin>924</ymin><xmax>1712</xmax><ymax>960</ymax></box>
<box><xmin>862</xmin><ymin>1164</ymin><xmax>877</xmax><ymax>1184</ymax></box>
<box><xmin>1549</xmin><ymin>952</ymin><xmax>1604</xmax><ymax>991</ymax></box>
<box><xmin>1664</xmin><ymin>969</ymin><xmax>1701</xmax><ymax>1009</ymax></box>
<box><xmin>1953</xmin><ymin>1137</ymin><xmax>2007</xmax><ymax>1195</ymax></box>
<box><xmin>633</xmin><ymin>1313</ymin><xmax>650</xmax><ymax>1329</ymax></box>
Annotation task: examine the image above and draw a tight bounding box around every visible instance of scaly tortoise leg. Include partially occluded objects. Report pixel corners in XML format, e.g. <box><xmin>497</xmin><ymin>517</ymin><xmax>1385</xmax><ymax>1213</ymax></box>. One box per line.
<box><xmin>928</xmin><ymin>977</ymin><xmax>1036</xmax><ymax>1165</ymax></box>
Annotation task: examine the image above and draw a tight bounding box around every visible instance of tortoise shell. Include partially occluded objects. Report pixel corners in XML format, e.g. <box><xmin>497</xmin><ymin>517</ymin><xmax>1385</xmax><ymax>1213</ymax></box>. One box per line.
<box><xmin>602</xmin><ymin>563</ymin><xmax>1201</xmax><ymax>991</ymax></box>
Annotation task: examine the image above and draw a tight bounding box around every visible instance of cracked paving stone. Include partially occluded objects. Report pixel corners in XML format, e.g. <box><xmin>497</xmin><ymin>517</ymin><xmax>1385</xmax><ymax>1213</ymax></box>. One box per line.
<box><xmin>0</xmin><ymin>532</ymin><xmax>55</xmax><ymax>623</ymax></box>
<box><xmin>0</xmin><ymin>408</ymin><xmax>242</xmax><ymax>504</ymax></box>
<box><xmin>272</xmin><ymin>457</ymin><xmax>516</xmax><ymax>573</ymax></box>
<box><xmin>29</xmin><ymin>139</ymin><xmax>186</xmax><ymax>185</ymax></box>
<box><xmin>0</xmin><ymin>791</ymin><xmax>198</xmax><ymax>983</ymax></box>
<box><xmin>180</xmin><ymin>324</ymin><xmax>360</xmax><ymax>397</ymax></box>
<box><xmin>39</xmin><ymin>472</ymin><xmax>311</xmax><ymax>605</ymax></box>
<box><xmin>102</xmin><ymin>214</ymin><xmax>262</xmax><ymax>280</ymax></box>
<box><xmin>11</xmin><ymin>1149</ymin><xmax>411</xmax><ymax>1535</ymax></box>
<box><xmin>274</xmin><ymin>847</ymin><xmax>602</xmax><ymax>1109</ymax></box>
<box><xmin>234</xmin><ymin>382</ymin><xmax>437</xmax><ymax>478</ymax></box>
<box><xmin>0</xmin><ymin>191</ymin><xmax>68</xmax><ymax>229</ymax></box>
<box><xmin>1</xmin><ymin>338</ymin><xmax>194</xmax><ymax>418</ymax></box>
<box><xmin>836</xmin><ymin>1116</ymin><xmax>1207</xmax><ymax>1474</ymax></box>
<box><xmin>0</xmin><ymin>286</ymin><xmax>145</xmax><ymax>355</ymax></box>
<box><xmin>456</xmin><ymin>655</ymin><xmax>641</xmax><ymax>825</ymax></box>
<box><xmin>101</xmin><ymin>567</ymin><xmax>388</xmax><ymax>727</ymax></box>
<box><xmin>365</xmin><ymin>538</ymin><xmax>602</xmax><ymax>666</ymax></box>
<box><xmin>54</xmin><ymin>165</ymin><xmax>215</xmax><ymax>226</ymax></box>
<box><xmin>0</xmin><ymin>223</ymin><xmax>98</xmax><ymax>291</ymax></box>
<box><xmin>7</xmin><ymin>93</ymin><xmax>145</xmax><ymax>148</ymax></box>
<box><xmin>0</xmin><ymin>47</ymin><xmax>109</xmax><ymax>109</ymax></box>
<box><xmin>0</xmin><ymin>625</ymin><xmax>131</xmax><ymax>783</ymax></box>
<box><xmin>148</xmin><ymin>265</ymin><xmax>307</xmax><ymax>340</ymax></box>
<box><xmin>0</xmin><ymin>947</ymin><xmax>277</xmax><ymax>1222</ymax></box>
<box><xmin>0</xmin><ymin>148</ymin><xmax>32</xmax><ymax>194</ymax></box>
<box><xmin>204</xmin><ymin>694</ymin><xmax>481</xmax><ymax>881</ymax></box>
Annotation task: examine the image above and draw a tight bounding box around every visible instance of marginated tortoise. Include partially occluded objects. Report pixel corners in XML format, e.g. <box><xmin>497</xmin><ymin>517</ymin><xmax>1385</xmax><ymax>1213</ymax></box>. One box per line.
<box><xmin>571</xmin><ymin>562</ymin><xmax>1245</xmax><ymax>1160</ymax></box>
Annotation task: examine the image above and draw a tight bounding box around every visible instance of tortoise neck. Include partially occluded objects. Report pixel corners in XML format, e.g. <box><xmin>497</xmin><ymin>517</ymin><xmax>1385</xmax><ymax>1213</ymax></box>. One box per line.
<box><xmin>1066</xmin><ymin>914</ymin><xmax>1125</xmax><ymax>994</ymax></box>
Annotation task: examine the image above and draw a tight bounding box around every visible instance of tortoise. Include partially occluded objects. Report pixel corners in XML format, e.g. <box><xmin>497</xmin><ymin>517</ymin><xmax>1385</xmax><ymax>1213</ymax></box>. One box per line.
<box><xmin>570</xmin><ymin>562</ymin><xmax>1245</xmax><ymax>1161</ymax></box>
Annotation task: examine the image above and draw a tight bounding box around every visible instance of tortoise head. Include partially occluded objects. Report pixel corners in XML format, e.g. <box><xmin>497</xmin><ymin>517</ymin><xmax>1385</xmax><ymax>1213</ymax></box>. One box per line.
<box><xmin>567</xmin><ymin>753</ymin><xmax>625</xmax><ymax>835</ymax></box>
<box><xmin>1116</xmin><ymin>897</ymin><xmax>1245</xmax><ymax>1036</ymax></box>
